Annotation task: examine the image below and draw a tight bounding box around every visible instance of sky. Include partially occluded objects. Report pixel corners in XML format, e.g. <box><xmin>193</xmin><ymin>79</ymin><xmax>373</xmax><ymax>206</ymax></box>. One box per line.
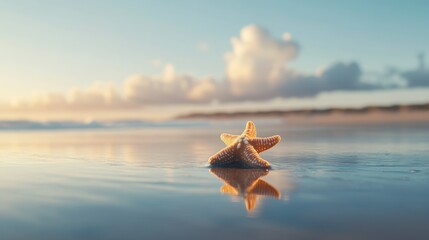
<box><xmin>1</xmin><ymin>0</ymin><xmax>429</xmax><ymax>120</ymax></box>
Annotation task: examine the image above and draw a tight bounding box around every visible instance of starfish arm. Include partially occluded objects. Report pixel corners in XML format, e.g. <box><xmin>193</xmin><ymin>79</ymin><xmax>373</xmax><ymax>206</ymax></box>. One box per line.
<box><xmin>239</xmin><ymin>145</ymin><xmax>271</xmax><ymax>168</ymax></box>
<box><xmin>242</xmin><ymin>121</ymin><xmax>257</xmax><ymax>138</ymax></box>
<box><xmin>220</xmin><ymin>133</ymin><xmax>240</xmax><ymax>146</ymax></box>
<box><xmin>208</xmin><ymin>144</ymin><xmax>237</xmax><ymax>166</ymax></box>
<box><xmin>249</xmin><ymin>179</ymin><xmax>281</xmax><ymax>199</ymax></box>
<box><xmin>244</xmin><ymin>194</ymin><xmax>258</xmax><ymax>211</ymax></box>
<box><xmin>220</xmin><ymin>184</ymin><xmax>239</xmax><ymax>196</ymax></box>
<box><xmin>248</xmin><ymin>135</ymin><xmax>281</xmax><ymax>153</ymax></box>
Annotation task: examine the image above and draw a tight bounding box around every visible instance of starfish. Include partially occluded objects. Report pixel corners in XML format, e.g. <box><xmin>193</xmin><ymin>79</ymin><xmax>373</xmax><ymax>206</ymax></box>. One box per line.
<box><xmin>208</xmin><ymin>121</ymin><xmax>281</xmax><ymax>168</ymax></box>
<box><xmin>210</xmin><ymin>168</ymin><xmax>280</xmax><ymax>212</ymax></box>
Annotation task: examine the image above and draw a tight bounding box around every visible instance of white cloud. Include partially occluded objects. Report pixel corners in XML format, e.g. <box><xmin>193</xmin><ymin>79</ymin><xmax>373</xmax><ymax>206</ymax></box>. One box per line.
<box><xmin>3</xmin><ymin>24</ymin><xmax>422</xmax><ymax>115</ymax></box>
<box><xmin>187</xmin><ymin>77</ymin><xmax>217</xmax><ymax>101</ymax></box>
<box><xmin>225</xmin><ymin>25</ymin><xmax>299</xmax><ymax>97</ymax></box>
<box><xmin>222</xmin><ymin>25</ymin><xmax>378</xmax><ymax>101</ymax></box>
<box><xmin>9</xmin><ymin>82</ymin><xmax>127</xmax><ymax>110</ymax></box>
<box><xmin>124</xmin><ymin>64</ymin><xmax>216</xmax><ymax>104</ymax></box>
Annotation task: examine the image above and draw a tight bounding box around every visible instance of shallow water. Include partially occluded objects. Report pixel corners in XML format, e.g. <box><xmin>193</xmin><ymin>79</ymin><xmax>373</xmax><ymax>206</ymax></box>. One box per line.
<box><xmin>1</xmin><ymin>122</ymin><xmax>428</xmax><ymax>240</ymax></box>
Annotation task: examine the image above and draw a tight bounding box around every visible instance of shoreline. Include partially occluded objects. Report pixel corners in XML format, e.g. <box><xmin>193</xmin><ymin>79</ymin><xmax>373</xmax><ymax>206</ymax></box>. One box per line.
<box><xmin>177</xmin><ymin>103</ymin><xmax>429</xmax><ymax>126</ymax></box>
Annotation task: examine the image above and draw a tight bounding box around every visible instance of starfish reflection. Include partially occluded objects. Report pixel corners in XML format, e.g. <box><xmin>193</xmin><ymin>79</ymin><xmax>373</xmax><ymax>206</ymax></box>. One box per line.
<box><xmin>210</xmin><ymin>168</ymin><xmax>281</xmax><ymax>213</ymax></box>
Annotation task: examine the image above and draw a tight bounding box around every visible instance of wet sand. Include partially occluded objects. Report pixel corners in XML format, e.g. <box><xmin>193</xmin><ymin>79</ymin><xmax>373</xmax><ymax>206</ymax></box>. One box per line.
<box><xmin>0</xmin><ymin>122</ymin><xmax>428</xmax><ymax>239</ymax></box>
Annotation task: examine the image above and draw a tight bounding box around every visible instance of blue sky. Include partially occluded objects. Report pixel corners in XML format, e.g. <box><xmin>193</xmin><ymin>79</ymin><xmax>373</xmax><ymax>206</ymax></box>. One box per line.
<box><xmin>0</xmin><ymin>0</ymin><xmax>428</xmax><ymax>119</ymax></box>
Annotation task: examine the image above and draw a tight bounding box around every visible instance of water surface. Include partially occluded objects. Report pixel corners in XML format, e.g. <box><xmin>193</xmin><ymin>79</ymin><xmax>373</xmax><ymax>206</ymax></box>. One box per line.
<box><xmin>1</xmin><ymin>122</ymin><xmax>428</xmax><ymax>239</ymax></box>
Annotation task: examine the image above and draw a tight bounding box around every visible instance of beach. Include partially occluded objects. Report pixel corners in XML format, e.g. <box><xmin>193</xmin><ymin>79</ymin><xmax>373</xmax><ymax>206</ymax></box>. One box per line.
<box><xmin>1</xmin><ymin>121</ymin><xmax>428</xmax><ymax>239</ymax></box>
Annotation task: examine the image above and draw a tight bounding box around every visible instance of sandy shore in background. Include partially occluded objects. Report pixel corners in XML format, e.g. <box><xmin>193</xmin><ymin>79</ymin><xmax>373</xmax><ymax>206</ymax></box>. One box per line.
<box><xmin>282</xmin><ymin>110</ymin><xmax>429</xmax><ymax>126</ymax></box>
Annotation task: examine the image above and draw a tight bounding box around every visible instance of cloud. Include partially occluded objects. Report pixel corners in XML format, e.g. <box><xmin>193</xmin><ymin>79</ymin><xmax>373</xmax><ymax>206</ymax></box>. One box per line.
<box><xmin>402</xmin><ymin>69</ymin><xmax>429</xmax><ymax>87</ymax></box>
<box><xmin>9</xmin><ymin>82</ymin><xmax>128</xmax><ymax>111</ymax></box>
<box><xmin>225</xmin><ymin>25</ymin><xmax>299</xmax><ymax>97</ymax></box>
<box><xmin>222</xmin><ymin>25</ymin><xmax>378</xmax><ymax>101</ymax></box>
<box><xmin>402</xmin><ymin>53</ymin><xmax>429</xmax><ymax>87</ymax></box>
<box><xmin>370</xmin><ymin>53</ymin><xmax>429</xmax><ymax>88</ymax></box>
<box><xmin>282</xmin><ymin>62</ymin><xmax>377</xmax><ymax>97</ymax></box>
<box><xmin>3</xmin><ymin>24</ymin><xmax>426</xmax><ymax>113</ymax></box>
<box><xmin>124</xmin><ymin>64</ymin><xmax>217</xmax><ymax>104</ymax></box>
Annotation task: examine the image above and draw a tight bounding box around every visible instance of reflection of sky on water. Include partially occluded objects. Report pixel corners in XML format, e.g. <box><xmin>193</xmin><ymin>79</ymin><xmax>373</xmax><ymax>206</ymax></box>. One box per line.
<box><xmin>0</xmin><ymin>123</ymin><xmax>429</xmax><ymax>239</ymax></box>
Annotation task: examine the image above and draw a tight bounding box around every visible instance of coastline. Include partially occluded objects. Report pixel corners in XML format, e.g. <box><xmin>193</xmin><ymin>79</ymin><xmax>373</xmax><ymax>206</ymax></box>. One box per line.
<box><xmin>176</xmin><ymin>103</ymin><xmax>429</xmax><ymax>126</ymax></box>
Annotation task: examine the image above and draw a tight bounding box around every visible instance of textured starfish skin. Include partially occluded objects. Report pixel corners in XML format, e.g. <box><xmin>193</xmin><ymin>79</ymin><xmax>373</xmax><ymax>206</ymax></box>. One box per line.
<box><xmin>210</xmin><ymin>168</ymin><xmax>280</xmax><ymax>212</ymax></box>
<box><xmin>208</xmin><ymin>121</ymin><xmax>281</xmax><ymax>168</ymax></box>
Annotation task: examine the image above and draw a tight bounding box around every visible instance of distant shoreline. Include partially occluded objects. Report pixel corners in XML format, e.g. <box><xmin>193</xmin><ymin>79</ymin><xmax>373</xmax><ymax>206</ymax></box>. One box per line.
<box><xmin>1</xmin><ymin>103</ymin><xmax>428</xmax><ymax>130</ymax></box>
<box><xmin>177</xmin><ymin>103</ymin><xmax>429</xmax><ymax>119</ymax></box>
<box><xmin>176</xmin><ymin>103</ymin><xmax>429</xmax><ymax>125</ymax></box>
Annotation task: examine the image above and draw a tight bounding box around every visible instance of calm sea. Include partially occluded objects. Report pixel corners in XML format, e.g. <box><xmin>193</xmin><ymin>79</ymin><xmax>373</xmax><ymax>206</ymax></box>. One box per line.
<box><xmin>1</xmin><ymin>121</ymin><xmax>428</xmax><ymax>240</ymax></box>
